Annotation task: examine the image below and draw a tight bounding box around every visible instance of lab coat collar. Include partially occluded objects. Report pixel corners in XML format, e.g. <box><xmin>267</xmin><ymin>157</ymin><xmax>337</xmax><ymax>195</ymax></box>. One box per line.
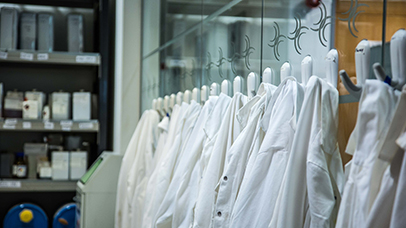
<box><xmin>260</xmin><ymin>77</ymin><xmax>303</xmax><ymax>132</ymax></box>
<box><xmin>158</xmin><ymin>116</ymin><xmax>169</xmax><ymax>133</ymax></box>
<box><xmin>379</xmin><ymin>87</ymin><xmax>406</xmax><ymax>161</ymax></box>
<box><xmin>204</xmin><ymin>93</ymin><xmax>232</xmax><ymax>140</ymax></box>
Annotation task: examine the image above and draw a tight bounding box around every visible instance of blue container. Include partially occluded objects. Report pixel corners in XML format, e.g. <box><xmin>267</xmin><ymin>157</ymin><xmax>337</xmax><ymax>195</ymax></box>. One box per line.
<box><xmin>53</xmin><ymin>203</ymin><xmax>76</xmax><ymax>228</ymax></box>
<box><xmin>3</xmin><ymin>203</ymin><xmax>48</xmax><ymax>228</ymax></box>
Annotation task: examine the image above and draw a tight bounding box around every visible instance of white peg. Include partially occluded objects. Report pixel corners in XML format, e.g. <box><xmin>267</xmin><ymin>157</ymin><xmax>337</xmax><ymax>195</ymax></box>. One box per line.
<box><xmin>301</xmin><ymin>55</ymin><xmax>313</xmax><ymax>85</ymax></box>
<box><xmin>280</xmin><ymin>62</ymin><xmax>292</xmax><ymax>82</ymax></box>
<box><xmin>164</xmin><ymin>95</ymin><xmax>170</xmax><ymax>113</ymax></box>
<box><xmin>201</xmin><ymin>85</ymin><xmax>209</xmax><ymax>104</ymax></box>
<box><xmin>176</xmin><ymin>92</ymin><xmax>184</xmax><ymax>105</ymax></box>
<box><xmin>157</xmin><ymin>97</ymin><xmax>164</xmax><ymax>113</ymax></box>
<box><xmin>221</xmin><ymin>79</ymin><xmax>232</xmax><ymax>96</ymax></box>
<box><xmin>263</xmin><ymin>67</ymin><xmax>279</xmax><ymax>85</ymax></box>
<box><xmin>233</xmin><ymin>76</ymin><xmax>244</xmax><ymax>95</ymax></box>
<box><xmin>192</xmin><ymin>87</ymin><xmax>201</xmax><ymax>103</ymax></box>
<box><xmin>210</xmin><ymin>82</ymin><xmax>220</xmax><ymax>96</ymax></box>
<box><xmin>355</xmin><ymin>39</ymin><xmax>371</xmax><ymax>85</ymax></box>
<box><xmin>390</xmin><ymin>29</ymin><xmax>406</xmax><ymax>89</ymax></box>
<box><xmin>184</xmin><ymin>90</ymin><xmax>192</xmax><ymax>103</ymax></box>
<box><xmin>170</xmin><ymin>94</ymin><xmax>176</xmax><ymax>108</ymax></box>
<box><xmin>152</xmin><ymin>99</ymin><xmax>157</xmax><ymax>110</ymax></box>
<box><xmin>247</xmin><ymin>72</ymin><xmax>260</xmax><ymax>99</ymax></box>
<box><xmin>326</xmin><ymin>49</ymin><xmax>339</xmax><ymax>88</ymax></box>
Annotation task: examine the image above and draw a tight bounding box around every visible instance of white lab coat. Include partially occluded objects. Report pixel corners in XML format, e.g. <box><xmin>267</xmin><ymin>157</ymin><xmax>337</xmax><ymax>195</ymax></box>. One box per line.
<box><xmin>148</xmin><ymin>101</ymin><xmax>201</xmax><ymax>227</ymax></box>
<box><xmin>269</xmin><ymin>76</ymin><xmax>344</xmax><ymax>228</ymax></box>
<box><xmin>212</xmin><ymin>83</ymin><xmax>277</xmax><ymax>228</ymax></box>
<box><xmin>141</xmin><ymin>105</ymin><xmax>184</xmax><ymax>228</ymax></box>
<box><xmin>172</xmin><ymin>94</ymin><xmax>231</xmax><ymax>228</ymax></box>
<box><xmin>363</xmin><ymin>87</ymin><xmax>406</xmax><ymax>228</ymax></box>
<box><xmin>193</xmin><ymin>93</ymin><xmax>247</xmax><ymax>228</ymax></box>
<box><xmin>390</xmin><ymin>130</ymin><xmax>406</xmax><ymax>228</ymax></box>
<box><xmin>229</xmin><ymin>78</ymin><xmax>304</xmax><ymax>228</ymax></box>
<box><xmin>336</xmin><ymin>80</ymin><xmax>401</xmax><ymax>228</ymax></box>
<box><xmin>154</xmin><ymin>96</ymin><xmax>220</xmax><ymax>228</ymax></box>
<box><xmin>130</xmin><ymin>115</ymin><xmax>170</xmax><ymax>228</ymax></box>
<box><xmin>114</xmin><ymin>110</ymin><xmax>159</xmax><ymax>228</ymax></box>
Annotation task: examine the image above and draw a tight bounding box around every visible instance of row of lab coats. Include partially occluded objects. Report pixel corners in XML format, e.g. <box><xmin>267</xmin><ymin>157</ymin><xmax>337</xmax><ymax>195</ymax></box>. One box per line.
<box><xmin>336</xmin><ymin>80</ymin><xmax>406</xmax><ymax>228</ymax></box>
<box><xmin>115</xmin><ymin>75</ymin><xmax>404</xmax><ymax>228</ymax></box>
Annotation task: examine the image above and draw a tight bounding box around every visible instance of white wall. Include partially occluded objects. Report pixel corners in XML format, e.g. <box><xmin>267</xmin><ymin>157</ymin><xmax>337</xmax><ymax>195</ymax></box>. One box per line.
<box><xmin>114</xmin><ymin>0</ymin><xmax>142</xmax><ymax>155</ymax></box>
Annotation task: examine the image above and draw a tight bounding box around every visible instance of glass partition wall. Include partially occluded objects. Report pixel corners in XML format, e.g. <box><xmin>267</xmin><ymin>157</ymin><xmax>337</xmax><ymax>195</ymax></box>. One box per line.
<box><xmin>141</xmin><ymin>0</ymin><xmax>402</xmax><ymax>113</ymax></box>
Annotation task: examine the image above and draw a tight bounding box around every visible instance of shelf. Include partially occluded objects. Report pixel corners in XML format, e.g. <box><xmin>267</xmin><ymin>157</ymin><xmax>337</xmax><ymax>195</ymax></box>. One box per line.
<box><xmin>0</xmin><ymin>50</ymin><xmax>100</xmax><ymax>66</ymax></box>
<box><xmin>0</xmin><ymin>179</ymin><xmax>77</xmax><ymax>192</ymax></box>
<box><xmin>0</xmin><ymin>119</ymin><xmax>99</xmax><ymax>132</ymax></box>
<box><xmin>0</xmin><ymin>0</ymin><xmax>95</xmax><ymax>8</ymax></box>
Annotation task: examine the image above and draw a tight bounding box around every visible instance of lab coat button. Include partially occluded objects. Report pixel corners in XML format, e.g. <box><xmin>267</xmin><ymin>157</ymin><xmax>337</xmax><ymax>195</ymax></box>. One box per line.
<box><xmin>223</xmin><ymin>176</ymin><xmax>228</xmax><ymax>181</ymax></box>
<box><xmin>217</xmin><ymin>211</ymin><xmax>222</xmax><ymax>217</ymax></box>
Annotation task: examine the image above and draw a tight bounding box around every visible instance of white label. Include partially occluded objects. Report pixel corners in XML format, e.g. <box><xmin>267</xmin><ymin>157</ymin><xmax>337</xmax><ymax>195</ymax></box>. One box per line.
<box><xmin>76</xmin><ymin>55</ymin><xmax>97</xmax><ymax>63</ymax></box>
<box><xmin>20</xmin><ymin>52</ymin><xmax>34</xmax><ymax>61</ymax></box>
<box><xmin>16</xmin><ymin>165</ymin><xmax>27</xmax><ymax>177</ymax></box>
<box><xmin>79</xmin><ymin>122</ymin><xmax>94</xmax><ymax>129</ymax></box>
<box><xmin>0</xmin><ymin>181</ymin><xmax>21</xmax><ymax>188</ymax></box>
<box><xmin>0</xmin><ymin>51</ymin><xmax>8</xmax><ymax>59</ymax></box>
<box><xmin>62</xmin><ymin>126</ymin><xmax>71</xmax><ymax>131</ymax></box>
<box><xmin>60</xmin><ymin>120</ymin><xmax>73</xmax><ymax>126</ymax></box>
<box><xmin>5</xmin><ymin>119</ymin><xmax>17</xmax><ymax>125</ymax></box>
<box><xmin>3</xmin><ymin>124</ymin><xmax>16</xmax><ymax>129</ymax></box>
<box><xmin>23</xmin><ymin>122</ymin><xmax>32</xmax><ymax>129</ymax></box>
<box><xmin>37</xmin><ymin>53</ymin><xmax>49</xmax><ymax>61</ymax></box>
<box><xmin>44</xmin><ymin>122</ymin><xmax>54</xmax><ymax>129</ymax></box>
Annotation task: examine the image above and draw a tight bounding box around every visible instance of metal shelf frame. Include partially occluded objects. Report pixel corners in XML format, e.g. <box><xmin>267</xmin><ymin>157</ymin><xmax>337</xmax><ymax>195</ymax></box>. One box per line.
<box><xmin>0</xmin><ymin>179</ymin><xmax>77</xmax><ymax>192</ymax></box>
<box><xmin>0</xmin><ymin>0</ymin><xmax>96</xmax><ymax>9</ymax></box>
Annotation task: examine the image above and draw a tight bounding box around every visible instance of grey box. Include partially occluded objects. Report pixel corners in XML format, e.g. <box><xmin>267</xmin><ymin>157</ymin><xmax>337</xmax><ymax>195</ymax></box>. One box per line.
<box><xmin>51</xmin><ymin>92</ymin><xmax>71</xmax><ymax>120</ymax></box>
<box><xmin>20</xmin><ymin>12</ymin><xmax>37</xmax><ymax>50</ymax></box>
<box><xmin>67</xmin><ymin>14</ymin><xmax>84</xmax><ymax>52</ymax></box>
<box><xmin>37</xmin><ymin>13</ymin><xmax>54</xmax><ymax>52</ymax></box>
<box><xmin>0</xmin><ymin>83</ymin><xmax>3</xmax><ymax>118</ymax></box>
<box><xmin>73</xmin><ymin>92</ymin><xmax>91</xmax><ymax>120</ymax></box>
<box><xmin>0</xmin><ymin>7</ymin><xmax>18</xmax><ymax>50</ymax></box>
<box><xmin>0</xmin><ymin>153</ymin><xmax>14</xmax><ymax>178</ymax></box>
<box><xmin>24</xmin><ymin>143</ymin><xmax>48</xmax><ymax>179</ymax></box>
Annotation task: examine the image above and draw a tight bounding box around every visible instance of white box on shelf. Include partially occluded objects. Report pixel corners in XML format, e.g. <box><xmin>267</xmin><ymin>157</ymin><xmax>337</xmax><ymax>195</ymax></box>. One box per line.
<box><xmin>51</xmin><ymin>92</ymin><xmax>71</xmax><ymax>120</ymax></box>
<box><xmin>25</xmin><ymin>91</ymin><xmax>46</xmax><ymax>119</ymax></box>
<box><xmin>20</xmin><ymin>12</ymin><xmax>37</xmax><ymax>50</ymax></box>
<box><xmin>73</xmin><ymin>92</ymin><xmax>91</xmax><ymax>120</ymax></box>
<box><xmin>67</xmin><ymin>14</ymin><xmax>84</xmax><ymax>52</ymax></box>
<box><xmin>70</xmin><ymin>151</ymin><xmax>87</xmax><ymax>180</ymax></box>
<box><xmin>37</xmin><ymin>13</ymin><xmax>54</xmax><ymax>52</ymax></box>
<box><xmin>52</xmin><ymin>151</ymin><xmax>69</xmax><ymax>180</ymax></box>
<box><xmin>23</xmin><ymin>100</ymin><xmax>39</xmax><ymax>119</ymax></box>
<box><xmin>0</xmin><ymin>7</ymin><xmax>18</xmax><ymax>50</ymax></box>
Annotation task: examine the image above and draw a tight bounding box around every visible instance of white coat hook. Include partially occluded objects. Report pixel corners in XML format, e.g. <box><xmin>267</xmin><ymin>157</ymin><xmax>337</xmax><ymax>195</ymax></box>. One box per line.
<box><xmin>247</xmin><ymin>72</ymin><xmax>260</xmax><ymax>99</ymax></box>
<box><xmin>390</xmin><ymin>29</ymin><xmax>406</xmax><ymax>90</ymax></box>
<box><xmin>169</xmin><ymin>94</ymin><xmax>176</xmax><ymax>109</ymax></box>
<box><xmin>184</xmin><ymin>90</ymin><xmax>192</xmax><ymax>103</ymax></box>
<box><xmin>164</xmin><ymin>95</ymin><xmax>170</xmax><ymax>114</ymax></box>
<box><xmin>340</xmin><ymin>39</ymin><xmax>371</xmax><ymax>99</ymax></box>
<box><xmin>263</xmin><ymin>67</ymin><xmax>278</xmax><ymax>85</ymax></box>
<box><xmin>201</xmin><ymin>85</ymin><xmax>209</xmax><ymax>104</ymax></box>
<box><xmin>325</xmin><ymin>49</ymin><xmax>339</xmax><ymax>88</ymax></box>
<box><xmin>233</xmin><ymin>76</ymin><xmax>244</xmax><ymax>95</ymax></box>
<box><xmin>210</xmin><ymin>82</ymin><xmax>220</xmax><ymax>96</ymax></box>
<box><xmin>221</xmin><ymin>79</ymin><xmax>232</xmax><ymax>96</ymax></box>
<box><xmin>157</xmin><ymin>97</ymin><xmax>164</xmax><ymax>114</ymax></box>
<box><xmin>280</xmin><ymin>62</ymin><xmax>292</xmax><ymax>82</ymax></box>
<box><xmin>152</xmin><ymin>99</ymin><xmax>157</xmax><ymax>110</ymax></box>
<box><xmin>176</xmin><ymin>92</ymin><xmax>184</xmax><ymax>105</ymax></box>
<box><xmin>192</xmin><ymin>87</ymin><xmax>201</xmax><ymax>103</ymax></box>
<box><xmin>301</xmin><ymin>55</ymin><xmax>313</xmax><ymax>85</ymax></box>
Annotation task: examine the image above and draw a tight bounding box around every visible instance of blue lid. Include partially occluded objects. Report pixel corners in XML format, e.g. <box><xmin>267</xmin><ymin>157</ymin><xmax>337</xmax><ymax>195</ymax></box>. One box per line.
<box><xmin>53</xmin><ymin>203</ymin><xmax>76</xmax><ymax>228</ymax></box>
<box><xmin>3</xmin><ymin>203</ymin><xmax>48</xmax><ymax>228</ymax></box>
<box><xmin>16</xmin><ymin>152</ymin><xmax>24</xmax><ymax>157</ymax></box>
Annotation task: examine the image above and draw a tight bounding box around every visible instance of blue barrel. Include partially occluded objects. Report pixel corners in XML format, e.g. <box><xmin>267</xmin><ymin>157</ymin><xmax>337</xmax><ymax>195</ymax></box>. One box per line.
<box><xmin>53</xmin><ymin>203</ymin><xmax>76</xmax><ymax>228</ymax></box>
<box><xmin>3</xmin><ymin>203</ymin><xmax>48</xmax><ymax>228</ymax></box>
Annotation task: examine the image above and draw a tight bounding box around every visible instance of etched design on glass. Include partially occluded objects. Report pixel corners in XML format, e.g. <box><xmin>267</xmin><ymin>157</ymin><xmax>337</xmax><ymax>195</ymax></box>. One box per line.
<box><xmin>268</xmin><ymin>22</ymin><xmax>286</xmax><ymax>61</ymax></box>
<box><xmin>339</xmin><ymin>0</ymin><xmax>369</xmax><ymax>38</ymax></box>
<box><xmin>206</xmin><ymin>35</ymin><xmax>255</xmax><ymax>78</ymax></box>
<box><xmin>288</xmin><ymin>15</ymin><xmax>309</xmax><ymax>55</ymax></box>
<box><xmin>311</xmin><ymin>1</ymin><xmax>332</xmax><ymax>47</ymax></box>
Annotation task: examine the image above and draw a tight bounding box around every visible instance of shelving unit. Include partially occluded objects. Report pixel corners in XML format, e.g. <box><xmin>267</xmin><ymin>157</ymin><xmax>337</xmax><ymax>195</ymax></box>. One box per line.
<box><xmin>0</xmin><ymin>50</ymin><xmax>101</xmax><ymax>66</ymax></box>
<box><xmin>0</xmin><ymin>179</ymin><xmax>77</xmax><ymax>192</ymax></box>
<box><xmin>0</xmin><ymin>0</ymin><xmax>115</xmax><ymax>225</ymax></box>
